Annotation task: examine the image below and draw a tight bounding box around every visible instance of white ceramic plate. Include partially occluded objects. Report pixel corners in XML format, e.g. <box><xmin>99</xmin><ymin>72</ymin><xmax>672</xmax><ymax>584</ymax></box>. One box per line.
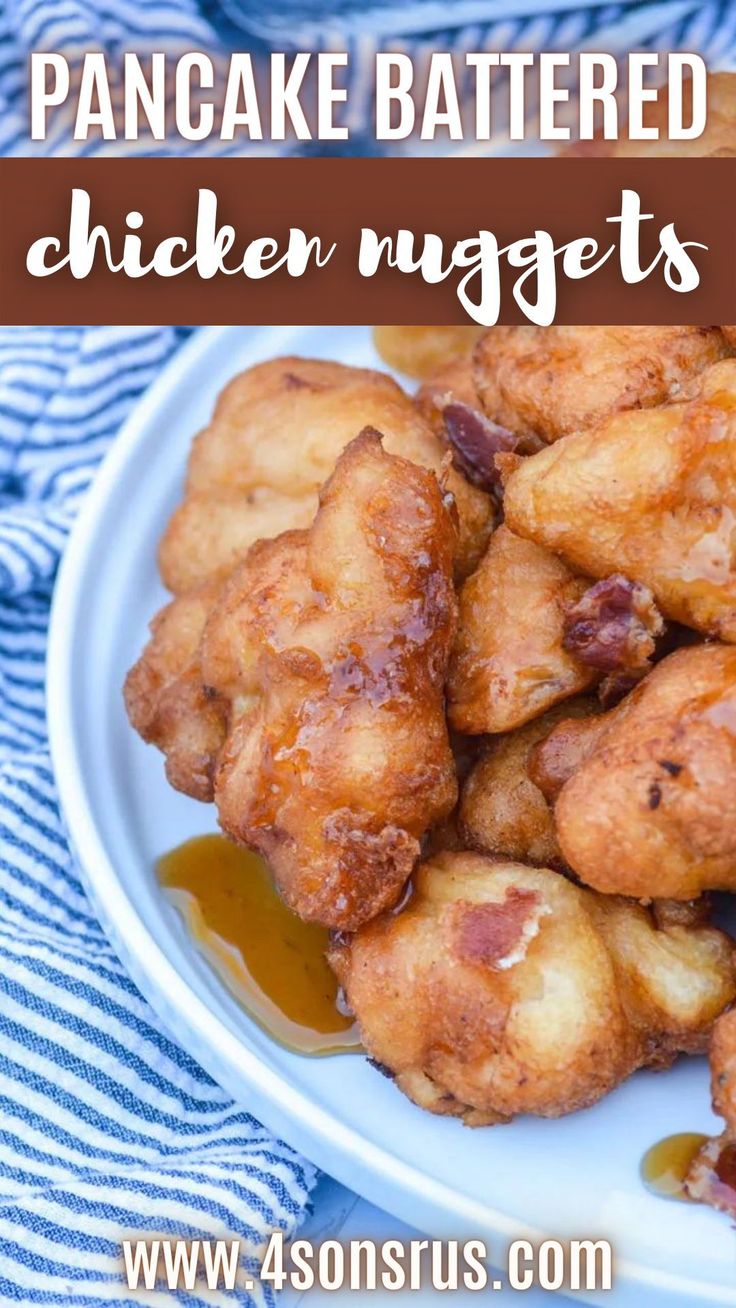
<box><xmin>48</xmin><ymin>326</ymin><xmax>736</xmax><ymax>1307</ymax></box>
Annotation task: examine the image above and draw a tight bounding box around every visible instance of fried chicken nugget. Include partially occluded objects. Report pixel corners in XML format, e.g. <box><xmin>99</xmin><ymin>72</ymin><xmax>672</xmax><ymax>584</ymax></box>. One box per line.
<box><xmin>447</xmin><ymin>525</ymin><xmax>596</xmax><ymax>734</ymax></box>
<box><xmin>123</xmin><ymin>581</ymin><xmax>229</xmax><ymax>801</ymax></box>
<box><xmin>127</xmin><ymin>358</ymin><xmax>451</xmax><ymax>795</ymax></box>
<box><xmin>199</xmin><ymin>430</ymin><xmax>458</xmax><ymax>930</ymax></box>
<box><xmin>548</xmin><ymin>644</ymin><xmax>736</xmax><ymax>900</ymax></box>
<box><xmin>504</xmin><ymin>359</ymin><xmax>736</xmax><ymax>642</ymax></box>
<box><xmin>159</xmin><ymin>356</ymin><xmax>488</xmax><ymax>591</ymax></box>
<box><xmin>459</xmin><ymin>698</ymin><xmax>599</xmax><ymax>866</ymax></box>
<box><xmin>126</xmin><ymin>356</ymin><xmax>487</xmax><ymax>797</ymax></box>
<box><xmin>474</xmin><ymin>326</ymin><xmax>730</xmax><ymax>447</ymax></box>
<box><xmin>329</xmin><ymin>852</ymin><xmax>735</xmax><ymax>1125</ymax></box>
<box><xmin>159</xmin><ymin>358</ymin><xmax>440</xmax><ymax>594</ymax></box>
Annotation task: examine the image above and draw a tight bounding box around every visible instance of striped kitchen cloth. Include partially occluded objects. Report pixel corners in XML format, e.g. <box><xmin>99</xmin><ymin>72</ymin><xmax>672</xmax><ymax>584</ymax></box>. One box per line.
<box><xmin>2</xmin><ymin>0</ymin><xmax>736</xmax><ymax>157</ymax></box>
<box><xmin>0</xmin><ymin>326</ymin><xmax>316</xmax><ymax>1306</ymax></box>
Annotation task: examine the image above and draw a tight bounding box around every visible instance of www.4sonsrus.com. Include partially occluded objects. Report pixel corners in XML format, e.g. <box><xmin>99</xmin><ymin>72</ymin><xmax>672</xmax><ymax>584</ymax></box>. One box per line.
<box><xmin>122</xmin><ymin>1233</ymin><xmax>614</xmax><ymax>1294</ymax></box>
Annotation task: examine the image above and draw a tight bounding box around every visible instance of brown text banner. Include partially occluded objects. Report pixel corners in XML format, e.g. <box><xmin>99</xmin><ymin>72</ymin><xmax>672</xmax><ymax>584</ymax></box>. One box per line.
<box><xmin>0</xmin><ymin>157</ymin><xmax>733</xmax><ymax>324</ymax></box>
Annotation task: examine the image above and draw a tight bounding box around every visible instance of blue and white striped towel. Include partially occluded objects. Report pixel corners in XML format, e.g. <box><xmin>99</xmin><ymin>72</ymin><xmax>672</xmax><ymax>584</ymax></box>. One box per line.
<box><xmin>0</xmin><ymin>327</ymin><xmax>316</xmax><ymax>1305</ymax></box>
<box><xmin>2</xmin><ymin>0</ymin><xmax>736</xmax><ymax>157</ymax></box>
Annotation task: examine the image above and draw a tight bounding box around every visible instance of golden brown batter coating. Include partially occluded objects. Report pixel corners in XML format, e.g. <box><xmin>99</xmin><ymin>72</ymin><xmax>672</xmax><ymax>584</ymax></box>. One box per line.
<box><xmin>565</xmin><ymin>73</ymin><xmax>736</xmax><ymax>158</ymax></box>
<box><xmin>159</xmin><ymin>355</ymin><xmax>489</xmax><ymax>592</ymax></box>
<box><xmin>448</xmin><ymin>525</ymin><xmax>596</xmax><ymax>735</ymax></box>
<box><xmin>126</xmin><ymin>355</ymin><xmax>489</xmax><ymax>799</ymax></box>
<box><xmin>474</xmin><ymin>326</ymin><xmax>729</xmax><ymax>446</ymax></box>
<box><xmin>550</xmin><ymin>644</ymin><xmax>736</xmax><ymax>900</ymax></box>
<box><xmin>129</xmin><ymin>357</ymin><xmax>449</xmax><ymax>792</ymax></box>
<box><xmin>123</xmin><ymin>582</ymin><xmax>229</xmax><ymax>801</ymax></box>
<box><xmin>504</xmin><ymin>359</ymin><xmax>736</xmax><ymax>642</ymax></box>
<box><xmin>329</xmin><ymin>852</ymin><xmax>735</xmax><ymax>1125</ymax></box>
<box><xmin>200</xmin><ymin>431</ymin><xmax>458</xmax><ymax>931</ymax></box>
<box><xmin>459</xmin><ymin>698</ymin><xmax>599</xmax><ymax>866</ymax></box>
<box><xmin>159</xmin><ymin>358</ymin><xmax>445</xmax><ymax>595</ymax></box>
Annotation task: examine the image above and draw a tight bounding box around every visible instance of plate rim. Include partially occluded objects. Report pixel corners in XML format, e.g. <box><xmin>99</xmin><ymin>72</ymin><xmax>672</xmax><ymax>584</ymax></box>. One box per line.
<box><xmin>46</xmin><ymin>324</ymin><xmax>735</xmax><ymax>1307</ymax></box>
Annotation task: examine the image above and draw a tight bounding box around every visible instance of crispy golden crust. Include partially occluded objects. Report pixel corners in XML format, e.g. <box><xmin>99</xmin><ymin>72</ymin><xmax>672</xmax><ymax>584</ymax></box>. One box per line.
<box><xmin>200</xmin><ymin>431</ymin><xmax>458</xmax><ymax>931</ymax></box>
<box><xmin>123</xmin><ymin>582</ymin><xmax>229</xmax><ymax>801</ymax></box>
<box><xmin>127</xmin><ymin>356</ymin><xmax>486</xmax><ymax>801</ymax></box>
<box><xmin>159</xmin><ymin>355</ymin><xmax>489</xmax><ymax>592</ymax></box>
<box><xmin>503</xmin><ymin>359</ymin><xmax>736</xmax><ymax>642</ymax></box>
<box><xmin>564</xmin><ymin>73</ymin><xmax>736</xmax><ymax>159</ymax></box>
<box><xmin>551</xmin><ymin>644</ymin><xmax>736</xmax><ymax>900</ymax></box>
<box><xmin>329</xmin><ymin>852</ymin><xmax>735</xmax><ymax>1124</ymax></box>
<box><xmin>474</xmin><ymin>326</ymin><xmax>730</xmax><ymax>446</ymax></box>
<box><xmin>447</xmin><ymin>525</ymin><xmax>596</xmax><ymax>735</ymax></box>
<box><xmin>459</xmin><ymin>698</ymin><xmax>599</xmax><ymax>867</ymax></box>
<box><xmin>131</xmin><ymin>358</ymin><xmax>472</xmax><ymax>795</ymax></box>
<box><xmin>159</xmin><ymin>357</ymin><xmax>447</xmax><ymax>595</ymax></box>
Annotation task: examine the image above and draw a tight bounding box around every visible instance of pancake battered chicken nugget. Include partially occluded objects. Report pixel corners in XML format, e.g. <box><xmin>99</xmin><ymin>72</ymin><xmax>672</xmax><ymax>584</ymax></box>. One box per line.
<box><xmin>504</xmin><ymin>359</ymin><xmax>736</xmax><ymax>642</ymax></box>
<box><xmin>448</xmin><ymin>526</ymin><xmax>597</xmax><ymax>734</ymax></box>
<box><xmin>159</xmin><ymin>356</ymin><xmax>488</xmax><ymax>592</ymax></box>
<box><xmin>329</xmin><ymin>852</ymin><xmax>735</xmax><ymax>1124</ymax></box>
<box><xmin>159</xmin><ymin>357</ymin><xmax>447</xmax><ymax>594</ymax></box>
<box><xmin>126</xmin><ymin>355</ymin><xmax>488</xmax><ymax>798</ymax></box>
<box><xmin>459</xmin><ymin>698</ymin><xmax>599</xmax><ymax>867</ymax></box>
<box><xmin>473</xmin><ymin>326</ymin><xmax>730</xmax><ymax>447</ymax></box>
<box><xmin>200</xmin><ymin>431</ymin><xmax>458</xmax><ymax>930</ymax></box>
<box><xmin>543</xmin><ymin>645</ymin><xmax>736</xmax><ymax>900</ymax></box>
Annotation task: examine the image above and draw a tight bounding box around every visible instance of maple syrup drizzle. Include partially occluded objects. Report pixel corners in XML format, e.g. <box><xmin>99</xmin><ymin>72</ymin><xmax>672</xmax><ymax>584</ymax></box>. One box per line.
<box><xmin>158</xmin><ymin>834</ymin><xmax>361</xmax><ymax>1055</ymax></box>
<box><xmin>640</xmin><ymin>1133</ymin><xmax>709</xmax><ymax>1202</ymax></box>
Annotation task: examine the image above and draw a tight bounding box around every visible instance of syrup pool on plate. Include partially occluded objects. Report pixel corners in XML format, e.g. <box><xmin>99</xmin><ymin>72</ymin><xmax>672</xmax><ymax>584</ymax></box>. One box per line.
<box><xmin>640</xmin><ymin>1132</ymin><xmax>709</xmax><ymax>1201</ymax></box>
<box><xmin>158</xmin><ymin>833</ymin><xmax>361</xmax><ymax>1055</ymax></box>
